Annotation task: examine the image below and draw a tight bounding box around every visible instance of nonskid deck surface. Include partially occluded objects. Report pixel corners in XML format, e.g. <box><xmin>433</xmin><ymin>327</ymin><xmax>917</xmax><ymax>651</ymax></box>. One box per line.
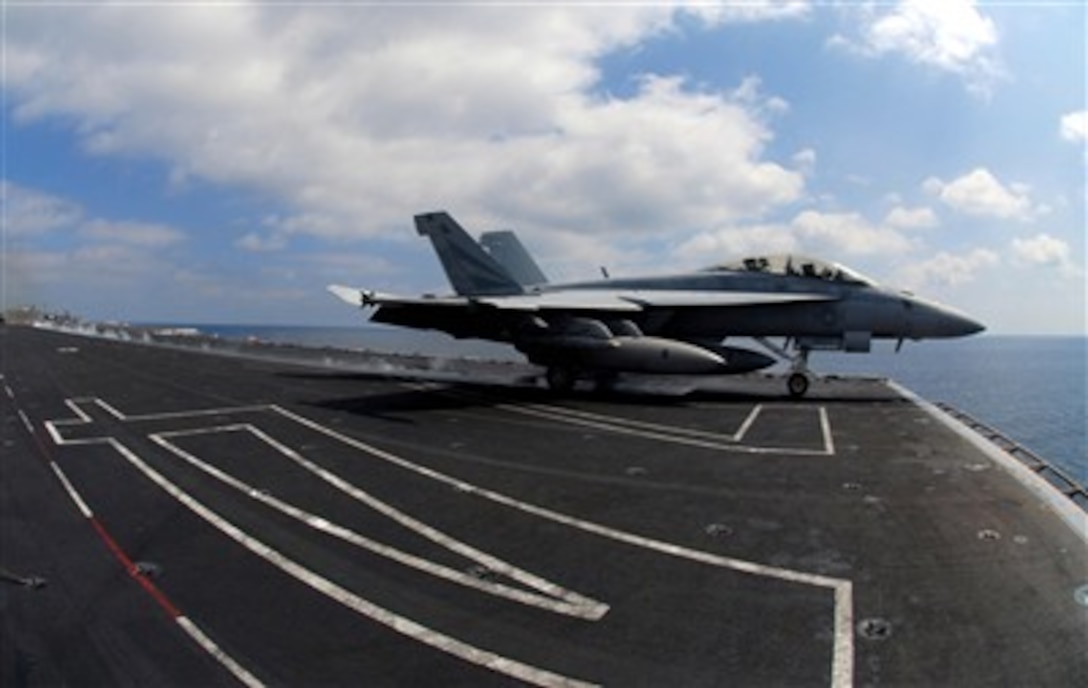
<box><xmin>2</xmin><ymin>326</ymin><xmax>1085</xmax><ymax>686</ymax></box>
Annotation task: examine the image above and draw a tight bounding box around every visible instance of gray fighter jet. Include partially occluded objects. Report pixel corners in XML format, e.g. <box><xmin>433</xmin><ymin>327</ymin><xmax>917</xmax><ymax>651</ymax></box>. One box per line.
<box><xmin>330</xmin><ymin>211</ymin><xmax>984</xmax><ymax>396</ymax></box>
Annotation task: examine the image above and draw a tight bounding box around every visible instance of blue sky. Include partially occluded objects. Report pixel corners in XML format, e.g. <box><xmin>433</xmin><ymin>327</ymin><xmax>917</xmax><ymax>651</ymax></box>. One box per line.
<box><xmin>2</xmin><ymin>1</ymin><xmax>1085</xmax><ymax>334</ymax></box>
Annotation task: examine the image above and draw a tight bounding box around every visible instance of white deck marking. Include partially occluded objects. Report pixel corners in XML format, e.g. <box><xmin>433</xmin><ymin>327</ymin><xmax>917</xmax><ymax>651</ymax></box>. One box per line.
<box><xmin>405</xmin><ymin>384</ymin><xmax>830</xmax><ymax>456</ymax></box>
<box><xmin>17</xmin><ymin>409</ymin><xmax>35</xmax><ymax>435</ymax></box>
<box><xmin>273</xmin><ymin>404</ymin><xmax>854</xmax><ymax>687</ymax></box>
<box><xmin>820</xmin><ymin>407</ymin><xmax>836</xmax><ymax>456</ymax></box>
<box><xmin>46</xmin><ymin>400</ymin><xmax>600</xmax><ymax>687</ymax></box>
<box><xmin>150</xmin><ymin>424</ymin><xmax>607</xmax><ymax>620</ymax></box>
<box><xmin>50</xmin><ymin>462</ymin><xmax>93</xmax><ymax>518</ymax></box>
<box><xmin>494</xmin><ymin>400</ymin><xmax>834</xmax><ymax>456</ymax></box>
<box><xmin>510</xmin><ymin>402</ymin><xmax>752</xmax><ymax>442</ymax></box>
<box><xmin>114</xmin><ymin>432</ymin><xmax>596</xmax><ymax>688</ymax></box>
<box><xmin>733</xmin><ymin>404</ymin><xmax>763</xmax><ymax>442</ymax></box>
<box><xmin>177</xmin><ymin>616</ymin><xmax>264</xmax><ymax>688</ymax></box>
<box><xmin>92</xmin><ymin>399</ymin><xmax>273</xmax><ymax>422</ymax></box>
<box><xmin>43</xmin><ymin>411</ymin><xmax>263</xmax><ymax>687</ymax></box>
<box><xmin>47</xmin><ymin>397</ymin><xmax>854</xmax><ymax>687</ymax></box>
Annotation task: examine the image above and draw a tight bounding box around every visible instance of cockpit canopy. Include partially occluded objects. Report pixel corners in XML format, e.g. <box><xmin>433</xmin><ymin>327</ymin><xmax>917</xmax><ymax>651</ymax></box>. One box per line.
<box><xmin>704</xmin><ymin>254</ymin><xmax>875</xmax><ymax>286</ymax></box>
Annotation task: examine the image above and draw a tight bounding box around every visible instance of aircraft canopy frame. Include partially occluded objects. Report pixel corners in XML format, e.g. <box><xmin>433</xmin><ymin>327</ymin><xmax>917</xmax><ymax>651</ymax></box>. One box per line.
<box><xmin>704</xmin><ymin>254</ymin><xmax>875</xmax><ymax>286</ymax></box>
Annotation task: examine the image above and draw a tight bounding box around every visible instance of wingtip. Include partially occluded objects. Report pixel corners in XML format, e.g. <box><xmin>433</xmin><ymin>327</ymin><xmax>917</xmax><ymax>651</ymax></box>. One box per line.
<box><xmin>327</xmin><ymin>284</ymin><xmax>363</xmax><ymax>306</ymax></box>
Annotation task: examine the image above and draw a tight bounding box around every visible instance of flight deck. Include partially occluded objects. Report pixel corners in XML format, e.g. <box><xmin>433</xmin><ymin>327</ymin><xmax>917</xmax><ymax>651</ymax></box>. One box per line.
<box><xmin>2</xmin><ymin>325</ymin><xmax>1085</xmax><ymax>686</ymax></box>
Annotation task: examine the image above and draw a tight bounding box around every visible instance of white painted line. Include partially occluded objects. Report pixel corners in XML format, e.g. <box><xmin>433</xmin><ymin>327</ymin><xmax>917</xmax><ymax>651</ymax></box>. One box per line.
<box><xmin>177</xmin><ymin>616</ymin><xmax>265</xmax><ymax>688</ymax></box>
<box><xmin>495</xmin><ymin>401</ymin><xmax>831</xmax><ymax>455</ymax></box>
<box><xmin>271</xmin><ymin>405</ymin><xmax>844</xmax><ymax>583</ymax></box>
<box><xmin>17</xmin><ymin>409</ymin><xmax>35</xmax><ymax>435</ymax></box>
<box><xmin>44</xmin><ymin>403</ymin><xmax>275</xmax><ymax>687</ymax></box>
<box><xmin>48</xmin><ymin>397</ymin><xmax>852</xmax><ymax>686</ymax></box>
<box><xmin>46</xmin><ymin>399</ymin><xmax>97</xmax><ymax>445</ymax></box>
<box><xmin>733</xmin><ymin>404</ymin><xmax>762</xmax><ymax>442</ymax></box>
<box><xmin>272</xmin><ymin>404</ymin><xmax>853</xmax><ymax>686</ymax></box>
<box><xmin>45</xmin><ymin>421</ymin><xmax>65</xmax><ymax>446</ymax></box>
<box><xmin>150</xmin><ymin>425</ymin><xmax>607</xmax><ymax>620</ymax></box>
<box><xmin>516</xmin><ymin>402</ymin><xmax>745</xmax><ymax>442</ymax></box>
<box><xmin>820</xmin><ymin>407</ymin><xmax>836</xmax><ymax>456</ymax></box>
<box><xmin>64</xmin><ymin>398</ymin><xmax>95</xmax><ymax>422</ymax></box>
<box><xmin>832</xmin><ymin>579</ymin><xmax>854</xmax><ymax>688</ymax></box>
<box><xmin>4</xmin><ymin>383</ymin><xmax>15</xmax><ymax>400</ymax></box>
<box><xmin>94</xmin><ymin>398</ymin><xmax>127</xmax><ymax>421</ymax></box>
<box><xmin>107</xmin><ymin>432</ymin><xmax>596</xmax><ymax>688</ymax></box>
<box><xmin>50</xmin><ymin>462</ymin><xmax>94</xmax><ymax>518</ymax></box>
<box><xmin>91</xmin><ymin>399</ymin><xmax>273</xmax><ymax>422</ymax></box>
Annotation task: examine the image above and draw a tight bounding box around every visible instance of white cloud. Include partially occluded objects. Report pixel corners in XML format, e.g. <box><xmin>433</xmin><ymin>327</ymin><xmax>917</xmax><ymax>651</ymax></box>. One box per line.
<box><xmin>883</xmin><ymin>205</ymin><xmax>938</xmax><ymax>229</ymax></box>
<box><xmin>236</xmin><ymin>231</ymin><xmax>288</xmax><ymax>253</ymax></box>
<box><xmin>3</xmin><ymin>4</ymin><xmax>806</xmax><ymax>243</ymax></box>
<box><xmin>2</xmin><ymin>183</ymin><xmax>182</xmax><ymax>250</ymax></box>
<box><xmin>675</xmin><ymin>223</ymin><xmax>800</xmax><ymax>265</ymax></box>
<box><xmin>675</xmin><ymin>208</ymin><xmax>915</xmax><ymax>266</ymax></box>
<box><xmin>730</xmin><ymin>75</ymin><xmax>790</xmax><ymax>115</ymax></box>
<box><xmin>492</xmin><ymin>74</ymin><xmax>804</xmax><ymax>232</ymax></box>
<box><xmin>1060</xmin><ymin>110</ymin><xmax>1087</xmax><ymax>143</ymax></box>
<box><xmin>834</xmin><ymin>0</ymin><xmax>1004</xmax><ymax>96</ymax></box>
<box><xmin>897</xmin><ymin>248</ymin><xmax>1000</xmax><ymax>288</ymax></box>
<box><xmin>1</xmin><ymin>181</ymin><xmax>83</xmax><ymax>236</ymax></box>
<box><xmin>792</xmin><ymin>148</ymin><xmax>817</xmax><ymax>176</ymax></box>
<box><xmin>1011</xmin><ymin>233</ymin><xmax>1071</xmax><ymax>267</ymax></box>
<box><xmin>1</xmin><ymin>181</ymin><xmax>194</xmax><ymax>310</ymax></box>
<box><xmin>81</xmin><ymin>219</ymin><xmax>185</xmax><ymax>247</ymax></box>
<box><xmin>790</xmin><ymin>210</ymin><xmax>914</xmax><ymax>255</ymax></box>
<box><xmin>923</xmin><ymin>167</ymin><xmax>1034</xmax><ymax>220</ymax></box>
<box><xmin>5</xmin><ymin>240</ymin><xmax>176</xmax><ymax>308</ymax></box>
<box><xmin>699</xmin><ymin>1</ymin><xmax>811</xmax><ymax>25</ymax></box>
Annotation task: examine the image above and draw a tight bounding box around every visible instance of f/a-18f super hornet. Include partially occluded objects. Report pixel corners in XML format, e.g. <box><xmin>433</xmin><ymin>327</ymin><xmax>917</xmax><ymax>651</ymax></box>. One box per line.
<box><xmin>330</xmin><ymin>212</ymin><xmax>984</xmax><ymax>396</ymax></box>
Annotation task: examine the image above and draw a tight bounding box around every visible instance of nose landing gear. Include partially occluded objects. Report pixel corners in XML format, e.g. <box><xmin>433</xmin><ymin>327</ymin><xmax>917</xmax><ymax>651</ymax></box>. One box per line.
<box><xmin>755</xmin><ymin>337</ymin><xmax>813</xmax><ymax>398</ymax></box>
<box><xmin>785</xmin><ymin>345</ymin><xmax>812</xmax><ymax>398</ymax></box>
<box><xmin>787</xmin><ymin>371</ymin><xmax>811</xmax><ymax>398</ymax></box>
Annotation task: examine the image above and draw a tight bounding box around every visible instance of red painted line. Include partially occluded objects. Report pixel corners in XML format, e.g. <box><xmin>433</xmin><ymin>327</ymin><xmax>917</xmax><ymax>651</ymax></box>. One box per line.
<box><xmin>10</xmin><ymin>393</ymin><xmax>186</xmax><ymax>622</ymax></box>
<box><xmin>90</xmin><ymin>516</ymin><xmax>183</xmax><ymax>619</ymax></box>
<box><xmin>9</xmin><ymin>389</ymin><xmax>262</xmax><ymax>683</ymax></box>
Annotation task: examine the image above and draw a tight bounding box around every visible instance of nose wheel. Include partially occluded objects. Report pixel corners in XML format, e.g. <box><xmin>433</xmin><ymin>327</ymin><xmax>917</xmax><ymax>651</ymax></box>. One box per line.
<box><xmin>754</xmin><ymin>337</ymin><xmax>813</xmax><ymax>398</ymax></box>
<box><xmin>786</xmin><ymin>345</ymin><xmax>813</xmax><ymax>398</ymax></box>
<box><xmin>787</xmin><ymin>372</ymin><xmax>810</xmax><ymax>398</ymax></box>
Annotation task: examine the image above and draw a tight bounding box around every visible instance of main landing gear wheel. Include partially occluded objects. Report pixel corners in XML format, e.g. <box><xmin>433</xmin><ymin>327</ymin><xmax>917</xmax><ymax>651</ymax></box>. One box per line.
<box><xmin>545</xmin><ymin>366</ymin><xmax>576</xmax><ymax>393</ymax></box>
<box><xmin>787</xmin><ymin>372</ymin><xmax>810</xmax><ymax>398</ymax></box>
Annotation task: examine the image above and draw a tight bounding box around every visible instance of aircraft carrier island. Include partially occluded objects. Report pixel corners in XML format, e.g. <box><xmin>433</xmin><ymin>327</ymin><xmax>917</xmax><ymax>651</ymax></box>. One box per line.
<box><xmin>2</xmin><ymin>324</ymin><xmax>1085</xmax><ymax>687</ymax></box>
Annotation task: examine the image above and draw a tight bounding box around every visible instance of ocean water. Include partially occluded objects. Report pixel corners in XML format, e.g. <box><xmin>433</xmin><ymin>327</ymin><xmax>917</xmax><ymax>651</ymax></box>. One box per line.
<box><xmin>190</xmin><ymin>324</ymin><xmax>1086</xmax><ymax>484</ymax></box>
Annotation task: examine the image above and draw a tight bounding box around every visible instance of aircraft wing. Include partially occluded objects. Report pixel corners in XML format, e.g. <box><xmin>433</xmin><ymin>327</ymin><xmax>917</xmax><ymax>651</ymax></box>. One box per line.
<box><xmin>475</xmin><ymin>288</ymin><xmax>837</xmax><ymax>311</ymax></box>
<box><xmin>615</xmin><ymin>289</ymin><xmax>836</xmax><ymax>308</ymax></box>
<box><xmin>327</xmin><ymin>285</ymin><xmax>471</xmax><ymax>308</ymax></box>
<box><xmin>330</xmin><ymin>284</ymin><xmax>836</xmax><ymax>312</ymax></box>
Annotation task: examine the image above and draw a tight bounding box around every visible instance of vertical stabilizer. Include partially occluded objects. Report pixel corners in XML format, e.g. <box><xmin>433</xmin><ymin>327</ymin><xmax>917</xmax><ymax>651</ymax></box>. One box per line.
<box><xmin>414</xmin><ymin>212</ymin><xmax>524</xmax><ymax>296</ymax></box>
<box><xmin>479</xmin><ymin>230</ymin><xmax>549</xmax><ymax>288</ymax></box>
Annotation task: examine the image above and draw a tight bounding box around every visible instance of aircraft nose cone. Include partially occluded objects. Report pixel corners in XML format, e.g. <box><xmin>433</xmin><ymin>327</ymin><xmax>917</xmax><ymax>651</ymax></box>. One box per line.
<box><xmin>956</xmin><ymin>313</ymin><xmax>986</xmax><ymax>337</ymax></box>
<box><xmin>913</xmin><ymin>299</ymin><xmax>985</xmax><ymax>338</ymax></box>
